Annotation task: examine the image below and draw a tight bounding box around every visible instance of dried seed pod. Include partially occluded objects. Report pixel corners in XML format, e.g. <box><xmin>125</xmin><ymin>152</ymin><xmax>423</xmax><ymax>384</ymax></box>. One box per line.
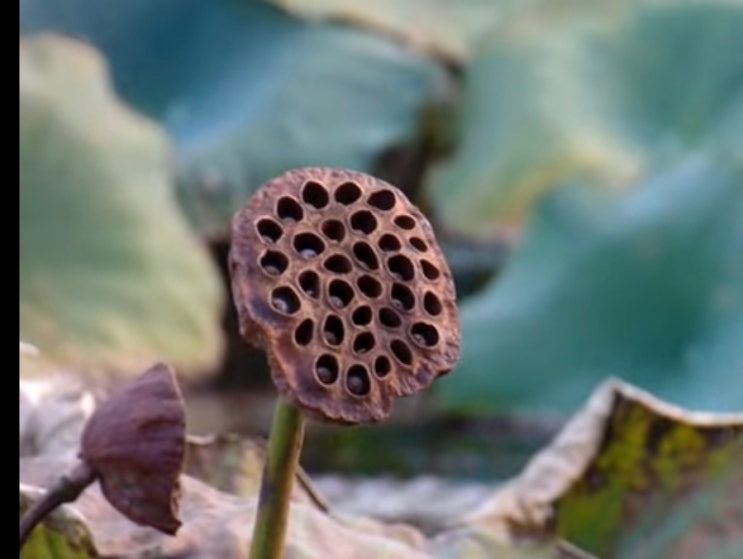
<box><xmin>79</xmin><ymin>363</ymin><xmax>186</xmax><ymax>534</ymax></box>
<box><xmin>230</xmin><ymin>168</ymin><xmax>460</xmax><ymax>424</ymax></box>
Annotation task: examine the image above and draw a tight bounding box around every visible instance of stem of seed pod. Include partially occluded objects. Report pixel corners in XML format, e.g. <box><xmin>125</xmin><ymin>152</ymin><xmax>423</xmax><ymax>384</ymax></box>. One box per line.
<box><xmin>249</xmin><ymin>398</ymin><xmax>305</xmax><ymax>559</ymax></box>
<box><xmin>20</xmin><ymin>461</ymin><xmax>97</xmax><ymax>549</ymax></box>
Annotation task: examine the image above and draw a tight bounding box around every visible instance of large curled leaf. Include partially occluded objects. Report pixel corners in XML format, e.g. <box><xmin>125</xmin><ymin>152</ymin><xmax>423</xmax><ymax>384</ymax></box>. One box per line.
<box><xmin>271</xmin><ymin>0</ymin><xmax>501</xmax><ymax>61</ymax></box>
<box><xmin>19</xmin><ymin>36</ymin><xmax>223</xmax><ymax>375</ymax></box>
<box><xmin>464</xmin><ymin>380</ymin><xmax>743</xmax><ymax>558</ymax></box>
<box><xmin>270</xmin><ymin>0</ymin><xmax>654</xmax><ymax>62</ymax></box>
<box><xmin>428</xmin><ymin>3</ymin><xmax>743</xmax><ymax>238</ymax></box>
<box><xmin>436</xmin><ymin>157</ymin><xmax>743</xmax><ymax>415</ymax></box>
<box><xmin>20</xmin><ymin>0</ymin><xmax>448</xmax><ymax>237</ymax></box>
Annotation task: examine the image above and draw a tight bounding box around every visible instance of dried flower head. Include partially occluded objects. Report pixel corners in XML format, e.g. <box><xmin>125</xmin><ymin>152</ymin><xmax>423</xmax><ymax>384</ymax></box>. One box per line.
<box><xmin>230</xmin><ymin>168</ymin><xmax>460</xmax><ymax>424</ymax></box>
<box><xmin>79</xmin><ymin>363</ymin><xmax>186</xmax><ymax>534</ymax></box>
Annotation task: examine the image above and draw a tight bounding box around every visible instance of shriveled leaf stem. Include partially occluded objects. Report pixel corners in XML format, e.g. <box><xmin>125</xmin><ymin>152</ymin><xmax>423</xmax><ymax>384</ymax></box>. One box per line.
<box><xmin>249</xmin><ymin>398</ymin><xmax>305</xmax><ymax>559</ymax></box>
<box><xmin>19</xmin><ymin>461</ymin><xmax>97</xmax><ymax>549</ymax></box>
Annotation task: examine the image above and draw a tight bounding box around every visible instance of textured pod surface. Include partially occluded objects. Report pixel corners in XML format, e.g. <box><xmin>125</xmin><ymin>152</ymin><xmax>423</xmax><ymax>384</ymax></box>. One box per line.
<box><xmin>79</xmin><ymin>363</ymin><xmax>186</xmax><ymax>534</ymax></box>
<box><xmin>230</xmin><ymin>167</ymin><xmax>460</xmax><ymax>424</ymax></box>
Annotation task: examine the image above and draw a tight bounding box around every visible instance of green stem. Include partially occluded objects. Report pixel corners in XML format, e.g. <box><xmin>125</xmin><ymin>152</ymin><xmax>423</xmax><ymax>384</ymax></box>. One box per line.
<box><xmin>249</xmin><ymin>398</ymin><xmax>305</xmax><ymax>559</ymax></box>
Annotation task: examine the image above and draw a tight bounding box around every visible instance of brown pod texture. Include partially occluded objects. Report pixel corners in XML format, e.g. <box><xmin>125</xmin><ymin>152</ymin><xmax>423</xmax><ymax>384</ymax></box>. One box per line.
<box><xmin>79</xmin><ymin>363</ymin><xmax>186</xmax><ymax>534</ymax></box>
<box><xmin>230</xmin><ymin>167</ymin><xmax>460</xmax><ymax>424</ymax></box>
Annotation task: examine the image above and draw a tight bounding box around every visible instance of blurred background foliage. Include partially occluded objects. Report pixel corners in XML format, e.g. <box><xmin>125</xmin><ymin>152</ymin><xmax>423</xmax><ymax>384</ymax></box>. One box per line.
<box><xmin>20</xmin><ymin>0</ymin><xmax>743</xmax><ymax>421</ymax></box>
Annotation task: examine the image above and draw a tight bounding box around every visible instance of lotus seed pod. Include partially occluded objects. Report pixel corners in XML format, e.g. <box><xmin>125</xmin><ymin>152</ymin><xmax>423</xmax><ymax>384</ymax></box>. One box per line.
<box><xmin>79</xmin><ymin>363</ymin><xmax>186</xmax><ymax>534</ymax></box>
<box><xmin>229</xmin><ymin>167</ymin><xmax>460</xmax><ymax>424</ymax></box>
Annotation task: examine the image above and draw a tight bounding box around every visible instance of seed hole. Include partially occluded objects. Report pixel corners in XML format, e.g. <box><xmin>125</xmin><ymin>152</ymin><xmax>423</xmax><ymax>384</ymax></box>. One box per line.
<box><xmin>301</xmin><ymin>181</ymin><xmax>329</xmax><ymax>209</ymax></box>
<box><xmin>324</xmin><ymin>254</ymin><xmax>352</xmax><ymax>274</ymax></box>
<box><xmin>256</xmin><ymin>218</ymin><xmax>283</xmax><ymax>244</ymax></box>
<box><xmin>350</xmin><ymin>210</ymin><xmax>377</xmax><ymax>235</ymax></box>
<box><xmin>357</xmin><ymin>275</ymin><xmax>382</xmax><ymax>299</ymax></box>
<box><xmin>298</xmin><ymin>270</ymin><xmax>320</xmax><ymax>298</ymax></box>
<box><xmin>410</xmin><ymin>237</ymin><xmax>428</xmax><ymax>252</ymax></box>
<box><xmin>352</xmin><ymin>241</ymin><xmax>379</xmax><ymax>270</ymax></box>
<box><xmin>390</xmin><ymin>339</ymin><xmax>413</xmax><ymax>366</ymax></box>
<box><xmin>391</xmin><ymin>283</ymin><xmax>415</xmax><ymax>311</ymax></box>
<box><xmin>421</xmin><ymin>259</ymin><xmax>441</xmax><ymax>280</ymax></box>
<box><xmin>335</xmin><ymin>182</ymin><xmax>362</xmax><ymax>205</ymax></box>
<box><xmin>367</xmin><ymin>189</ymin><xmax>396</xmax><ymax>211</ymax></box>
<box><xmin>351</xmin><ymin>305</ymin><xmax>373</xmax><ymax>326</ymax></box>
<box><xmin>323</xmin><ymin>315</ymin><xmax>345</xmax><ymax>346</ymax></box>
<box><xmin>276</xmin><ymin>197</ymin><xmax>303</xmax><ymax>223</ymax></box>
<box><xmin>315</xmin><ymin>354</ymin><xmax>339</xmax><ymax>385</ymax></box>
<box><xmin>293</xmin><ymin>232</ymin><xmax>325</xmax><ymax>259</ymax></box>
<box><xmin>321</xmin><ymin>219</ymin><xmax>346</xmax><ymax>242</ymax></box>
<box><xmin>346</xmin><ymin>365</ymin><xmax>371</xmax><ymax>396</ymax></box>
<box><xmin>378</xmin><ymin>234</ymin><xmax>402</xmax><ymax>252</ymax></box>
<box><xmin>394</xmin><ymin>215</ymin><xmax>416</xmax><ymax>230</ymax></box>
<box><xmin>353</xmin><ymin>332</ymin><xmax>376</xmax><ymax>354</ymax></box>
<box><xmin>271</xmin><ymin>286</ymin><xmax>300</xmax><ymax>315</ymax></box>
<box><xmin>374</xmin><ymin>355</ymin><xmax>392</xmax><ymax>378</ymax></box>
<box><xmin>410</xmin><ymin>322</ymin><xmax>440</xmax><ymax>348</ymax></box>
<box><xmin>379</xmin><ymin>307</ymin><xmax>402</xmax><ymax>328</ymax></box>
<box><xmin>423</xmin><ymin>292</ymin><xmax>443</xmax><ymax>316</ymax></box>
<box><xmin>328</xmin><ymin>279</ymin><xmax>354</xmax><ymax>308</ymax></box>
<box><xmin>387</xmin><ymin>255</ymin><xmax>415</xmax><ymax>281</ymax></box>
<box><xmin>260</xmin><ymin>250</ymin><xmax>288</xmax><ymax>276</ymax></box>
<box><xmin>294</xmin><ymin>319</ymin><xmax>313</xmax><ymax>346</ymax></box>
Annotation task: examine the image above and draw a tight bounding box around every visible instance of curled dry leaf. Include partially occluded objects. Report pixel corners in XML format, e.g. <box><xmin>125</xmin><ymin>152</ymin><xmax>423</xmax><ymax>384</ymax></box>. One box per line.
<box><xmin>20</xmin><ymin>457</ymin><xmax>431</xmax><ymax>559</ymax></box>
<box><xmin>463</xmin><ymin>379</ymin><xmax>743</xmax><ymax>557</ymax></box>
<box><xmin>80</xmin><ymin>363</ymin><xmax>186</xmax><ymax>535</ymax></box>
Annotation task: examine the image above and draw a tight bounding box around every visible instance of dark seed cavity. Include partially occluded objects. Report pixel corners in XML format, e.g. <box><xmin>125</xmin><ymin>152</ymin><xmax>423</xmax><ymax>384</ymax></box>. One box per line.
<box><xmin>323</xmin><ymin>315</ymin><xmax>345</xmax><ymax>346</ymax></box>
<box><xmin>324</xmin><ymin>254</ymin><xmax>353</xmax><ymax>274</ymax></box>
<box><xmin>373</xmin><ymin>355</ymin><xmax>392</xmax><ymax>378</ymax></box>
<box><xmin>390</xmin><ymin>283</ymin><xmax>415</xmax><ymax>311</ymax></box>
<box><xmin>410</xmin><ymin>322</ymin><xmax>440</xmax><ymax>348</ymax></box>
<box><xmin>294</xmin><ymin>319</ymin><xmax>313</xmax><ymax>346</ymax></box>
<box><xmin>260</xmin><ymin>250</ymin><xmax>289</xmax><ymax>276</ymax></box>
<box><xmin>302</xmin><ymin>181</ymin><xmax>329</xmax><ymax>209</ymax></box>
<box><xmin>423</xmin><ymin>291</ymin><xmax>442</xmax><ymax>316</ymax></box>
<box><xmin>293</xmin><ymin>232</ymin><xmax>325</xmax><ymax>259</ymax></box>
<box><xmin>352</xmin><ymin>241</ymin><xmax>379</xmax><ymax>270</ymax></box>
<box><xmin>351</xmin><ymin>305</ymin><xmax>373</xmax><ymax>326</ymax></box>
<box><xmin>335</xmin><ymin>182</ymin><xmax>362</xmax><ymax>205</ymax></box>
<box><xmin>394</xmin><ymin>215</ymin><xmax>416</xmax><ymax>230</ymax></box>
<box><xmin>271</xmin><ymin>286</ymin><xmax>300</xmax><ymax>314</ymax></box>
<box><xmin>321</xmin><ymin>219</ymin><xmax>346</xmax><ymax>242</ymax></box>
<box><xmin>367</xmin><ymin>189</ymin><xmax>396</xmax><ymax>211</ymax></box>
<box><xmin>276</xmin><ymin>197</ymin><xmax>303</xmax><ymax>223</ymax></box>
<box><xmin>409</xmin><ymin>237</ymin><xmax>428</xmax><ymax>252</ymax></box>
<box><xmin>378</xmin><ymin>234</ymin><xmax>402</xmax><ymax>252</ymax></box>
<box><xmin>256</xmin><ymin>218</ymin><xmax>283</xmax><ymax>244</ymax></box>
<box><xmin>387</xmin><ymin>255</ymin><xmax>415</xmax><ymax>282</ymax></box>
<box><xmin>390</xmin><ymin>339</ymin><xmax>413</xmax><ymax>365</ymax></box>
<box><xmin>350</xmin><ymin>210</ymin><xmax>378</xmax><ymax>235</ymax></box>
<box><xmin>316</xmin><ymin>354</ymin><xmax>339</xmax><ymax>385</ymax></box>
<box><xmin>379</xmin><ymin>307</ymin><xmax>402</xmax><ymax>328</ymax></box>
<box><xmin>421</xmin><ymin>259</ymin><xmax>441</xmax><ymax>280</ymax></box>
<box><xmin>298</xmin><ymin>270</ymin><xmax>320</xmax><ymax>298</ymax></box>
<box><xmin>353</xmin><ymin>332</ymin><xmax>376</xmax><ymax>354</ymax></box>
<box><xmin>357</xmin><ymin>275</ymin><xmax>382</xmax><ymax>299</ymax></box>
<box><xmin>346</xmin><ymin>365</ymin><xmax>371</xmax><ymax>396</ymax></box>
<box><xmin>328</xmin><ymin>279</ymin><xmax>354</xmax><ymax>308</ymax></box>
